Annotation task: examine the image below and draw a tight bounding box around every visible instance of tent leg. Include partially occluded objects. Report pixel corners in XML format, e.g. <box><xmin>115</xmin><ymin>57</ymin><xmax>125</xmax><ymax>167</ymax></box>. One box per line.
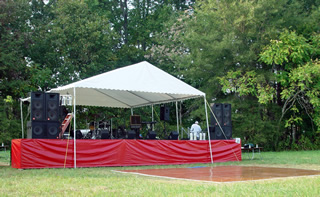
<box><xmin>73</xmin><ymin>87</ymin><xmax>77</xmax><ymax>169</ymax></box>
<box><xmin>20</xmin><ymin>100</ymin><xmax>24</xmax><ymax>138</ymax></box>
<box><xmin>204</xmin><ymin>96</ymin><xmax>213</xmax><ymax>164</ymax></box>
<box><xmin>176</xmin><ymin>101</ymin><xmax>179</xmax><ymax>139</ymax></box>
<box><xmin>152</xmin><ymin>105</ymin><xmax>154</xmax><ymax>131</ymax></box>
<box><xmin>111</xmin><ymin>118</ymin><xmax>113</xmax><ymax>139</ymax></box>
<box><xmin>179</xmin><ymin>101</ymin><xmax>182</xmax><ymax>137</ymax></box>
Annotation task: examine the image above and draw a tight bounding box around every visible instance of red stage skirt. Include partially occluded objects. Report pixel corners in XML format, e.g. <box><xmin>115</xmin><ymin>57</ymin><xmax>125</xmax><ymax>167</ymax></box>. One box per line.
<box><xmin>11</xmin><ymin>139</ymin><xmax>241</xmax><ymax>169</ymax></box>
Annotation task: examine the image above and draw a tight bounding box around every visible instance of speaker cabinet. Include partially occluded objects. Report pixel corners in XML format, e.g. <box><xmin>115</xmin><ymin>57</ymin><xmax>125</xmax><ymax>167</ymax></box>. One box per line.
<box><xmin>168</xmin><ymin>131</ymin><xmax>179</xmax><ymax>140</ymax></box>
<box><xmin>130</xmin><ymin>115</ymin><xmax>141</xmax><ymax>129</ymax></box>
<box><xmin>214</xmin><ymin>126</ymin><xmax>232</xmax><ymax>140</ymax></box>
<box><xmin>47</xmin><ymin>121</ymin><xmax>60</xmax><ymax>139</ymax></box>
<box><xmin>75</xmin><ymin>130</ymin><xmax>83</xmax><ymax>139</ymax></box>
<box><xmin>160</xmin><ymin>105</ymin><xmax>170</xmax><ymax>121</ymax></box>
<box><xmin>46</xmin><ymin>93</ymin><xmax>60</xmax><ymax>121</ymax></box>
<box><xmin>32</xmin><ymin>121</ymin><xmax>47</xmax><ymax>139</ymax></box>
<box><xmin>209</xmin><ymin>126</ymin><xmax>214</xmax><ymax>140</ymax></box>
<box><xmin>31</xmin><ymin>92</ymin><xmax>46</xmax><ymax>121</ymax></box>
<box><xmin>211</xmin><ymin>103</ymin><xmax>223</xmax><ymax>126</ymax></box>
<box><xmin>211</xmin><ymin>103</ymin><xmax>232</xmax><ymax>127</ymax></box>
<box><xmin>223</xmin><ymin>103</ymin><xmax>231</xmax><ymax>126</ymax></box>
<box><xmin>101</xmin><ymin>129</ymin><xmax>110</xmax><ymax>139</ymax></box>
<box><xmin>146</xmin><ymin>130</ymin><xmax>156</xmax><ymax>139</ymax></box>
<box><xmin>127</xmin><ymin>130</ymin><xmax>136</xmax><ymax>139</ymax></box>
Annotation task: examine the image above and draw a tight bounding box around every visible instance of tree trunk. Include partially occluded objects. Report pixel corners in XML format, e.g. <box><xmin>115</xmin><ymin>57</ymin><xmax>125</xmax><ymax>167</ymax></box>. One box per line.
<box><xmin>120</xmin><ymin>0</ymin><xmax>128</xmax><ymax>44</ymax></box>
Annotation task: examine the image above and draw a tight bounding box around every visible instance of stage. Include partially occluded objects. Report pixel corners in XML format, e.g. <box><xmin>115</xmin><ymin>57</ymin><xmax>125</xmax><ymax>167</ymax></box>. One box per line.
<box><xmin>11</xmin><ymin>139</ymin><xmax>241</xmax><ymax>169</ymax></box>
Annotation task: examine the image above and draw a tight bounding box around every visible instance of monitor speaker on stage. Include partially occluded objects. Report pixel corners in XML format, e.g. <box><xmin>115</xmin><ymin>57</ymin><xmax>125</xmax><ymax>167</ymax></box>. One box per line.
<box><xmin>46</xmin><ymin>93</ymin><xmax>60</xmax><ymax>121</ymax></box>
<box><xmin>168</xmin><ymin>131</ymin><xmax>179</xmax><ymax>140</ymax></box>
<box><xmin>214</xmin><ymin>126</ymin><xmax>232</xmax><ymax>140</ymax></box>
<box><xmin>160</xmin><ymin>105</ymin><xmax>170</xmax><ymax>121</ymax></box>
<box><xmin>31</xmin><ymin>92</ymin><xmax>46</xmax><ymax>121</ymax></box>
<box><xmin>127</xmin><ymin>130</ymin><xmax>136</xmax><ymax>139</ymax></box>
<box><xmin>101</xmin><ymin>129</ymin><xmax>110</xmax><ymax>139</ymax></box>
<box><xmin>146</xmin><ymin>130</ymin><xmax>156</xmax><ymax>139</ymax></box>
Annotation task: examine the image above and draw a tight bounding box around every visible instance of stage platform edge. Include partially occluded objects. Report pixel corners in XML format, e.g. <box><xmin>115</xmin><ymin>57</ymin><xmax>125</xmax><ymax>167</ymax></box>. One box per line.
<box><xmin>11</xmin><ymin>139</ymin><xmax>241</xmax><ymax>169</ymax></box>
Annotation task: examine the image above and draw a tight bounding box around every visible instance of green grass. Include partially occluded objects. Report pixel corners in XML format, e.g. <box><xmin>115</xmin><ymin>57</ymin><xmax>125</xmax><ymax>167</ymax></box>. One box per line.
<box><xmin>1</xmin><ymin>150</ymin><xmax>320</xmax><ymax>196</ymax></box>
<box><xmin>0</xmin><ymin>149</ymin><xmax>10</xmax><ymax>166</ymax></box>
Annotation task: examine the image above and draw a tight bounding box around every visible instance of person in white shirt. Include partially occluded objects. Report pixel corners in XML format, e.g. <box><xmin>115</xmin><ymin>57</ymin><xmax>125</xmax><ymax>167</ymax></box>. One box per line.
<box><xmin>190</xmin><ymin>121</ymin><xmax>202</xmax><ymax>140</ymax></box>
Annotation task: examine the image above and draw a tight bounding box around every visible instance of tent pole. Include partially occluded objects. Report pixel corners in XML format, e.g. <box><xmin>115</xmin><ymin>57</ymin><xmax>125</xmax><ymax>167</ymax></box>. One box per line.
<box><xmin>73</xmin><ymin>87</ymin><xmax>77</xmax><ymax>169</ymax></box>
<box><xmin>176</xmin><ymin>101</ymin><xmax>179</xmax><ymax>139</ymax></box>
<box><xmin>20</xmin><ymin>99</ymin><xmax>24</xmax><ymax>138</ymax></box>
<box><xmin>204</xmin><ymin>96</ymin><xmax>213</xmax><ymax>163</ymax></box>
<box><xmin>131</xmin><ymin>108</ymin><xmax>133</xmax><ymax>116</ymax></box>
<box><xmin>179</xmin><ymin>101</ymin><xmax>182</xmax><ymax>130</ymax></box>
<box><xmin>152</xmin><ymin>105</ymin><xmax>154</xmax><ymax>131</ymax></box>
<box><xmin>111</xmin><ymin>118</ymin><xmax>113</xmax><ymax>139</ymax></box>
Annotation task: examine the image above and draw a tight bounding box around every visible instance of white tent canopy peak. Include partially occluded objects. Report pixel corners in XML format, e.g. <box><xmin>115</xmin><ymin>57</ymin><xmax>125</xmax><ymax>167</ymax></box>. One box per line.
<box><xmin>49</xmin><ymin>61</ymin><xmax>205</xmax><ymax>108</ymax></box>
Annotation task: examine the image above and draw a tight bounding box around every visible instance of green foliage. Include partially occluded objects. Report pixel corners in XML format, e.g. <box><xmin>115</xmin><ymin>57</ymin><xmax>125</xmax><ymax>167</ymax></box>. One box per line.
<box><xmin>0</xmin><ymin>97</ymin><xmax>21</xmax><ymax>145</ymax></box>
<box><xmin>298</xmin><ymin>135</ymin><xmax>317</xmax><ymax>150</ymax></box>
<box><xmin>219</xmin><ymin>29</ymin><xmax>320</xmax><ymax>149</ymax></box>
<box><xmin>28</xmin><ymin>0</ymin><xmax>118</xmax><ymax>87</ymax></box>
<box><xmin>260</xmin><ymin>32</ymin><xmax>320</xmax><ymax>131</ymax></box>
<box><xmin>161</xmin><ymin>0</ymin><xmax>320</xmax><ymax>150</ymax></box>
<box><xmin>0</xmin><ymin>0</ymin><xmax>35</xmax><ymax>98</ymax></box>
<box><xmin>222</xmin><ymin>96</ymin><xmax>281</xmax><ymax>150</ymax></box>
<box><xmin>1</xmin><ymin>0</ymin><xmax>320</xmax><ymax>150</ymax></box>
<box><xmin>259</xmin><ymin>30</ymin><xmax>313</xmax><ymax>67</ymax></box>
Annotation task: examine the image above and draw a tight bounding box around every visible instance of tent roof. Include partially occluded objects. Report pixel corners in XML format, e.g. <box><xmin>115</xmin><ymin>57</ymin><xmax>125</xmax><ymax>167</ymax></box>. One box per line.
<box><xmin>49</xmin><ymin>61</ymin><xmax>205</xmax><ymax>108</ymax></box>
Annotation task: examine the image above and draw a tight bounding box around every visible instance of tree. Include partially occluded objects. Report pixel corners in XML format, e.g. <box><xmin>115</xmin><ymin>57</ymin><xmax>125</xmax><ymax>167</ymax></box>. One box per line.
<box><xmin>0</xmin><ymin>0</ymin><xmax>35</xmax><ymax>143</ymax></box>
<box><xmin>260</xmin><ymin>31</ymin><xmax>320</xmax><ymax>147</ymax></box>
<box><xmin>28</xmin><ymin>0</ymin><xmax>118</xmax><ymax>88</ymax></box>
<box><xmin>0</xmin><ymin>0</ymin><xmax>34</xmax><ymax>98</ymax></box>
<box><xmin>152</xmin><ymin>0</ymin><xmax>320</xmax><ymax>149</ymax></box>
<box><xmin>220</xmin><ymin>31</ymin><xmax>320</xmax><ymax>149</ymax></box>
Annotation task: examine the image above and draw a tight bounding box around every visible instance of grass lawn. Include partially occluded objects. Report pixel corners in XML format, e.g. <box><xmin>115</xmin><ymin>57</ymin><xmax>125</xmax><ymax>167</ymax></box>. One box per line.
<box><xmin>0</xmin><ymin>150</ymin><xmax>320</xmax><ymax>196</ymax></box>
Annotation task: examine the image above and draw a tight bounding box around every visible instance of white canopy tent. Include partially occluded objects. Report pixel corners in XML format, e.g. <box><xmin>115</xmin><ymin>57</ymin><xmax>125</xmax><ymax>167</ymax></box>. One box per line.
<box><xmin>25</xmin><ymin>61</ymin><xmax>213</xmax><ymax>167</ymax></box>
<box><xmin>49</xmin><ymin>61</ymin><xmax>205</xmax><ymax>108</ymax></box>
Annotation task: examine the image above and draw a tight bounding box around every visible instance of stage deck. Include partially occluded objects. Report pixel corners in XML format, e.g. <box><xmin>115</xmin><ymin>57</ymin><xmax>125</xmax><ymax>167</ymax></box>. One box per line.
<box><xmin>117</xmin><ymin>166</ymin><xmax>320</xmax><ymax>183</ymax></box>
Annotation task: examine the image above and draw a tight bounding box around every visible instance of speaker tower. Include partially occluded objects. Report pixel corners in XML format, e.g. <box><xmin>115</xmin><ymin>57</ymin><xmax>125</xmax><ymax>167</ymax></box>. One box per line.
<box><xmin>210</xmin><ymin>103</ymin><xmax>232</xmax><ymax>140</ymax></box>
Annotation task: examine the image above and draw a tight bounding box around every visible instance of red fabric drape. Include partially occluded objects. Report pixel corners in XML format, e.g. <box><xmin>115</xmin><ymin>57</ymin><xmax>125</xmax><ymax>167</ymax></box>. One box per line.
<box><xmin>11</xmin><ymin>139</ymin><xmax>241</xmax><ymax>169</ymax></box>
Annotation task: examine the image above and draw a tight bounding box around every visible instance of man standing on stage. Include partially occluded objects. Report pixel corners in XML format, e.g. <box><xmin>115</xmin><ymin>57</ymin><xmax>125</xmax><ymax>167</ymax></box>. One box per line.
<box><xmin>190</xmin><ymin>121</ymin><xmax>202</xmax><ymax>140</ymax></box>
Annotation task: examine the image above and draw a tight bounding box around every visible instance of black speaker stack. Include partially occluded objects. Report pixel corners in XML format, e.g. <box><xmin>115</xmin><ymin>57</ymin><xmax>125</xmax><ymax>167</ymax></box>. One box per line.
<box><xmin>31</xmin><ymin>92</ymin><xmax>60</xmax><ymax>139</ymax></box>
<box><xmin>210</xmin><ymin>103</ymin><xmax>232</xmax><ymax>140</ymax></box>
